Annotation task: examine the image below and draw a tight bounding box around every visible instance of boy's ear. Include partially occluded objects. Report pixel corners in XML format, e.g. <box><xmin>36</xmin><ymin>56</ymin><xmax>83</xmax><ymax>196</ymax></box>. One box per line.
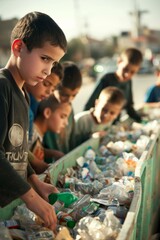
<box><xmin>43</xmin><ymin>108</ymin><xmax>52</xmax><ymax>119</ymax></box>
<box><xmin>11</xmin><ymin>39</ymin><xmax>24</xmax><ymax>56</ymax></box>
<box><xmin>156</xmin><ymin>70</ymin><xmax>160</xmax><ymax>77</ymax></box>
<box><xmin>117</xmin><ymin>56</ymin><xmax>122</xmax><ymax>64</ymax></box>
<box><xmin>95</xmin><ymin>99</ymin><xmax>99</xmax><ymax>106</ymax></box>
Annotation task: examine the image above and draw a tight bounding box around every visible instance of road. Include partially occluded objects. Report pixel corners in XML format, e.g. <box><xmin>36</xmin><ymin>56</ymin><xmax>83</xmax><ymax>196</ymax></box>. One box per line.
<box><xmin>72</xmin><ymin>74</ymin><xmax>156</xmax><ymax>114</ymax></box>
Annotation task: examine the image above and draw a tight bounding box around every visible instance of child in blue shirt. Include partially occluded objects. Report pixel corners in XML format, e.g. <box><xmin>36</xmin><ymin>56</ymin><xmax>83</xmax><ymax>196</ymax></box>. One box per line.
<box><xmin>144</xmin><ymin>66</ymin><xmax>160</xmax><ymax>107</ymax></box>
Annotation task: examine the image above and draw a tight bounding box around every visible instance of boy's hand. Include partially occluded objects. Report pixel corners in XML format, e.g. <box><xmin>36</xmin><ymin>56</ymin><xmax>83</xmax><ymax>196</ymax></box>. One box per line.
<box><xmin>28</xmin><ymin>174</ymin><xmax>59</xmax><ymax>201</ymax></box>
<box><xmin>36</xmin><ymin>181</ymin><xmax>59</xmax><ymax>201</ymax></box>
<box><xmin>21</xmin><ymin>188</ymin><xmax>57</xmax><ymax>232</ymax></box>
<box><xmin>44</xmin><ymin>148</ymin><xmax>64</xmax><ymax>160</ymax></box>
<box><xmin>92</xmin><ymin>131</ymin><xmax>107</xmax><ymax>138</ymax></box>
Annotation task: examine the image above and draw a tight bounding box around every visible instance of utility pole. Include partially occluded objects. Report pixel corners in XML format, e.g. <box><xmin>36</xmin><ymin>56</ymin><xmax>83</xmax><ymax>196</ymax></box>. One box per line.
<box><xmin>73</xmin><ymin>0</ymin><xmax>81</xmax><ymax>37</ymax></box>
<box><xmin>129</xmin><ymin>0</ymin><xmax>148</xmax><ymax>38</ymax></box>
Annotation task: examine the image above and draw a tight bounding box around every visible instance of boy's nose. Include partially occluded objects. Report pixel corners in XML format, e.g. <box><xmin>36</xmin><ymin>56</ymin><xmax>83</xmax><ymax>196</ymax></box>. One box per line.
<box><xmin>104</xmin><ymin>112</ymin><xmax>111</xmax><ymax>118</ymax></box>
<box><xmin>68</xmin><ymin>96</ymin><xmax>74</xmax><ymax>103</ymax></box>
<box><xmin>43</xmin><ymin>67</ymin><xmax>52</xmax><ymax>77</ymax></box>
<box><xmin>46</xmin><ymin>87</ymin><xmax>54</xmax><ymax>95</ymax></box>
<box><xmin>65</xmin><ymin>118</ymin><xmax>68</xmax><ymax>126</ymax></box>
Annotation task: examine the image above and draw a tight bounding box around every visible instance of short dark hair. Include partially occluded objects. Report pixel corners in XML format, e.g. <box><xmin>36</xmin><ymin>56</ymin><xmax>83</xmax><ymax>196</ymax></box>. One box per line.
<box><xmin>121</xmin><ymin>48</ymin><xmax>143</xmax><ymax>65</ymax></box>
<box><xmin>36</xmin><ymin>94</ymin><xmax>71</xmax><ymax>119</ymax></box>
<box><xmin>51</xmin><ymin>62</ymin><xmax>64</xmax><ymax>81</ymax></box>
<box><xmin>11</xmin><ymin>11</ymin><xmax>67</xmax><ymax>52</ymax></box>
<box><xmin>99</xmin><ymin>86</ymin><xmax>126</xmax><ymax>105</ymax></box>
<box><xmin>36</xmin><ymin>94</ymin><xmax>60</xmax><ymax>118</ymax></box>
<box><xmin>58</xmin><ymin>61</ymin><xmax>82</xmax><ymax>90</ymax></box>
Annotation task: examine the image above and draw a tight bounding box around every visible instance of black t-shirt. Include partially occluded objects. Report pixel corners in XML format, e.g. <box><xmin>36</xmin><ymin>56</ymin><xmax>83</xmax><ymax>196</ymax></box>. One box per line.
<box><xmin>0</xmin><ymin>68</ymin><xmax>33</xmax><ymax>207</ymax></box>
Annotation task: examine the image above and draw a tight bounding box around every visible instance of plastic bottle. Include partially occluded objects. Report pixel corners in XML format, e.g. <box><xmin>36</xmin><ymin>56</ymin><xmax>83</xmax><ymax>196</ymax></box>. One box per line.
<box><xmin>48</xmin><ymin>192</ymin><xmax>78</xmax><ymax>208</ymax></box>
<box><xmin>84</xmin><ymin>146</ymin><xmax>96</xmax><ymax>160</ymax></box>
<box><xmin>94</xmin><ymin>156</ymin><xmax>107</xmax><ymax>165</ymax></box>
<box><xmin>115</xmin><ymin>204</ymin><xmax>128</xmax><ymax>223</ymax></box>
<box><xmin>57</xmin><ymin>211</ymin><xmax>76</xmax><ymax>229</ymax></box>
<box><xmin>89</xmin><ymin>159</ymin><xmax>101</xmax><ymax>176</ymax></box>
<box><xmin>69</xmin><ymin>194</ymin><xmax>91</xmax><ymax>221</ymax></box>
<box><xmin>93</xmin><ymin>208</ymin><xmax>107</xmax><ymax>221</ymax></box>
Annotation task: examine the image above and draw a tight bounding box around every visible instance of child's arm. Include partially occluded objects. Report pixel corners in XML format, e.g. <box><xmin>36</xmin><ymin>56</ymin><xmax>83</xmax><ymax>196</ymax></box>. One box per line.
<box><xmin>21</xmin><ymin>180</ymin><xmax>57</xmax><ymax>232</ymax></box>
<box><xmin>143</xmin><ymin>102</ymin><xmax>160</xmax><ymax>108</ymax></box>
<box><xmin>28</xmin><ymin>173</ymin><xmax>59</xmax><ymax>199</ymax></box>
<box><xmin>0</xmin><ymin>155</ymin><xmax>57</xmax><ymax>231</ymax></box>
<box><xmin>92</xmin><ymin>130</ymin><xmax>107</xmax><ymax>138</ymax></box>
<box><xmin>29</xmin><ymin>151</ymin><xmax>49</xmax><ymax>174</ymax></box>
<box><xmin>44</xmin><ymin>148</ymin><xmax>64</xmax><ymax>161</ymax></box>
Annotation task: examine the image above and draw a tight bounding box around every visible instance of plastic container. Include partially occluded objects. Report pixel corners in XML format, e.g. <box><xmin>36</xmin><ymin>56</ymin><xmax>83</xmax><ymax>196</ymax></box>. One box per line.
<box><xmin>48</xmin><ymin>192</ymin><xmax>78</xmax><ymax>208</ymax></box>
<box><xmin>1</xmin><ymin>108</ymin><xmax>160</xmax><ymax>240</ymax></box>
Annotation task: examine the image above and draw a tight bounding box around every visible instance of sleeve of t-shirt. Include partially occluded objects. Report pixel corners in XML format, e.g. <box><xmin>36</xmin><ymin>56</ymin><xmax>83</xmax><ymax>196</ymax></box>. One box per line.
<box><xmin>83</xmin><ymin>75</ymin><xmax>107</xmax><ymax>110</ymax></box>
<box><xmin>125</xmin><ymin>81</ymin><xmax>141</xmax><ymax>122</ymax></box>
<box><xmin>144</xmin><ymin>86</ymin><xmax>156</xmax><ymax>102</ymax></box>
<box><xmin>74</xmin><ymin>113</ymin><xmax>91</xmax><ymax>145</ymax></box>
<box><xmin>27</xmin><ymin>153</ymin><xmax>35</xmax><ymax>177</ymax></box>
<box><xmin>0</xmin><ymin>151</ymin><xmax>31</xmax><ymax>207</ymax></box>
<box><xmin>0</xmin><ymin>81</ymin><xmax>31</xmax><ymax>207</ymax></box>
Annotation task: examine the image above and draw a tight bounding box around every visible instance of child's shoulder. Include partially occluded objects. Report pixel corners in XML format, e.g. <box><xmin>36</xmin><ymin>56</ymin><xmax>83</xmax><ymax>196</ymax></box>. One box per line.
<box><xmin>75</xmin><ymin>110</ymin><xmax>91</xmax><ymax>120</ymax></box>
<box><xmin>0</xmin><ymin>69</ymin><xmax>12</xmax><ymax>88</ymax></box>
<box><xmin>0</xmin><ymin>69</ymin><xmax>19</xmax><ymax>98</ymax></box>
<box><xmin>99</xmin><ymin>72</ymin><xmax>116</xmax><ymax>81</ymax></box>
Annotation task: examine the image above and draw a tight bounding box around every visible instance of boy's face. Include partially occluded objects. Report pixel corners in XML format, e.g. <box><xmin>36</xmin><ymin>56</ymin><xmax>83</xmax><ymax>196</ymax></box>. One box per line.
<box><xmin>116</xmin><ymin>58</ymin><xmax>140</xmax><ymax>82</ymax></box>
<box><xmin>28</xmin><ymin>72</ymin><xmax>60</xmax><ymax>101</ymax></box>
<box><xmin>15</xmin><ymin>40</ymin><xmax>64</xmax><ymax>86</ymax></box>
<box><xmin>47</xmin><ymin>103</ymin><xmax>71</xmax><ymax>133</ymax></box>
<box><xmin>94</xmin><ymin>100</ymin><xmax>123</xmax><ymax>124</ymax></box>
<box><xmin>55</xmin><ymin>87</ymin><xmax>80</xmax><ymax>103</ymax></box>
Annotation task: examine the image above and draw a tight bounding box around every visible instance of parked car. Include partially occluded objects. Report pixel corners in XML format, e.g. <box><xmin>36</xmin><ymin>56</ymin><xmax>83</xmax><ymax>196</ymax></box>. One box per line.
<box><xmin>138</xmin><ymin>59</ymin><xmax>154</xmax><ymax>74</ymax></box>
<box><xmin>89</xmin><ymin>57</ymin><xmax>117</xmax><ymax>80</ymax></box>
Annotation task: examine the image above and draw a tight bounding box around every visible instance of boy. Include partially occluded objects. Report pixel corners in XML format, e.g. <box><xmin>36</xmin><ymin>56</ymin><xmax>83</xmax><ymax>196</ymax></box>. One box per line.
<box><xmin>25</xmin><ymin>62</ymin><xmax>64</xmax><ymax>142</ymax></box>
<box><xmin>43</xmin><ymin>61</ymin><xmax>82</xmax><ymax>160</ymax></box>
<box><xmin>30</xmin><ymin>95</ymin><xmax>71</xmax><ymax>174</ymax></box>
<box><xmin>84</xmin><ymin>48</ymin><xmax>143</xmax><ymax>122</ymax></box>
<box><xmin>75</xmin><ymin>86</ymin><xmax>125</xmax><ymax>145</ymax></box>
<box><xmin>144</xmin><ymin>65</ymin><xmax>160</xmax><ymax>107</ymax></box>
<box><xmin>0</xmin><ymin>11</ymin><xmax>67</xmax><ymax>231</ymax></box>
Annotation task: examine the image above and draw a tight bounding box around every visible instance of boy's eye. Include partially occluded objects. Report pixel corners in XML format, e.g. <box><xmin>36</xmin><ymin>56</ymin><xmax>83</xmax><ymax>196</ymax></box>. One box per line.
<box><xmin>102</xmin><ymin>108</ymin><xmax>108</xmax><ymax>114</ymax></box>
<box><xmin>61</xmin><ymin>114</ymin><xmax>66</xmax><ymax>119</ymax></box>
<box><xmin>41</xmin><ymin>57</ymin><xmax>57</xmax><ymax>67</ymax></box>
<box><xmin>41</xmin><ymin>56</ymin><xmax>50</xmax><ymax>62</ymax></box>
<box><xmin>43</xmin><ymin>80</ymin><xmax>51</xmax><ymax>87</ymax></box>
<box><xmin>52</xmin><ymin>61</ymin><xmax>57</xmax><ymax>67</ymax></box>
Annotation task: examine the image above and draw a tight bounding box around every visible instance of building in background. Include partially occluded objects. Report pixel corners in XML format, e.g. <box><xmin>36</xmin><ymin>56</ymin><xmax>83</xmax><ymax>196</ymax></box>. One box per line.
<box><xmin>0</xmin><ymin>18</ymin><xmax>18</xmax><ymax>67</ymax></box>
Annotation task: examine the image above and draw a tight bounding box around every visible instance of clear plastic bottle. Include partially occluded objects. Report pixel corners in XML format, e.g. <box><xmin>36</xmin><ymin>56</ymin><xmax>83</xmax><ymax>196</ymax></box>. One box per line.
<box><xmin>69</xmin><ymin>194</ymin><xmax>91</xmax><ymax>221</ymax></box>
<box><xmin>84</xmin><ymin>146</ymin><xmax>96</xmax><ymax>160</ymax></box>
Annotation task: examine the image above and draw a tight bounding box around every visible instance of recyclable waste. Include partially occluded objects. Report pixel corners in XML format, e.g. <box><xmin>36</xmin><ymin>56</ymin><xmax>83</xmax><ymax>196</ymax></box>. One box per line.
<box><xmin>57</xmin><ymin>211</ymin><xmax>76</xmax><ymax>229</ymax></box>
<box><xmin>48</xmin><ymin>192</ymin><xmax>78</xmax><ymax>208</ymax></box>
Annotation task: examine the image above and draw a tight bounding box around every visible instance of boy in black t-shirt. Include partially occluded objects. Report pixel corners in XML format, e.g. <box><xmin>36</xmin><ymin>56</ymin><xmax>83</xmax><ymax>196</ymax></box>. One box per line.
<box><xmin>0</xmin><ymin>11</ymin><xmax>67</xmax><ymax>231</ymax></box>
<box><xmin>84</xmin><ymin>48</ymin><xmax>143</xmax><ymax>122</ymax></box>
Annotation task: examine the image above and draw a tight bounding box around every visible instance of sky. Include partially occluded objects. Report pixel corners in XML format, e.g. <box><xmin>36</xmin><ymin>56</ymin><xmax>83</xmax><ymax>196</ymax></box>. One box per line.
<box><xmin>0</xmin><ymin>0</ymin><xmax>160</xmax><ymax>41</ymax></box>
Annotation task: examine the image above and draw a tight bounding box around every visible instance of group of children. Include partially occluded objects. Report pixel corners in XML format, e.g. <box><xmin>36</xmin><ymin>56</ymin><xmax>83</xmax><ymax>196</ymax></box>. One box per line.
<box><xmin>1</xmin><ymin>10</ymin><xmax>158</xmax><ymax>233</ymax></box>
